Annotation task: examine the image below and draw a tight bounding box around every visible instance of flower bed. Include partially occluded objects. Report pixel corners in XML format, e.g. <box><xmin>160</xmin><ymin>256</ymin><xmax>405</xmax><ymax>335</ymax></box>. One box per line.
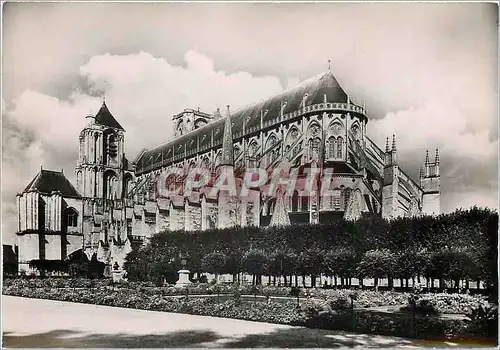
<box><xmin>415</xmin><ymin>294</ymin><xmax>491</xmax><ymax>315</ymax></box>
<box><xmin>3</xmin><ymin>278</ymin><xmax>490</xmax><ymax>314</ymax></box>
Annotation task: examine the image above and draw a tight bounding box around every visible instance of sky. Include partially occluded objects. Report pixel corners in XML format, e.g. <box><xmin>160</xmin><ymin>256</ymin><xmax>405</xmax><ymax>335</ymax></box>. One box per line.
<box><xmin>2</xmin><ymin>2</ymin><xmax>498</xmax><ymax>244</ymax></box>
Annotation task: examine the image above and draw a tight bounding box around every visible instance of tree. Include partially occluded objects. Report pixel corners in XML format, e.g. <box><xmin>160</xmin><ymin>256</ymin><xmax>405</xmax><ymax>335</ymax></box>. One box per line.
<box><xmin>296</xmin><ymin>248</ymin><xmax>324</xmax><ymax>287</ymax></box>
<box><xmin>395</xmin><ymin>247</ymin><xmax>431</xmax><ymax>289</ymax></box>
<box><xmin>431</xmin><ymin>247</ymin><xmax>479</xmax><ymax>289</ymax></box>
<box><xmin>357</xmin><ymin>249</ymin><xmax>397</xmax><ymax>291</ymax></box>
<box><xmin>324</xmin><ymin>247</ymin><xmax>358</xmax><ymax>287</ymax></box>
<box><xmin>242</xmin><ymin>248</ymin><xmax>268</xmax><ymax>285</ymax></box>
<box><xmin>201</xmin><ymin>251</ymin><xmax>227</xmax><ymax>284</ymax></box>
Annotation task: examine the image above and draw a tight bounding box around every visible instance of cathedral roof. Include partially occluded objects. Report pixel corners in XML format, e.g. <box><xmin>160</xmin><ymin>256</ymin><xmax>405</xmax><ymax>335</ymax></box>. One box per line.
<box><xmin>136</xmin><ymin>70</ymin><xmax>360</xmax><ymax>174</ymax></box>
<box><xmin>23</xmin><ymin>169</ymin><xmax>81</xmax><ymax>198</ymax></box>
<box><xmin>95</xmin><ymin>102</ymin><xmax>124</xmax><ymax>131</ymax></box>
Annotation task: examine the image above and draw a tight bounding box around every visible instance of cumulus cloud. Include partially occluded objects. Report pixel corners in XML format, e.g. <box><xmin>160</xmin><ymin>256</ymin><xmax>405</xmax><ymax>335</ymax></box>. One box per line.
<box><xmin>2</xmin><ymin>51</ymin><xmax>286</xmax><ymax>243</ymax></box>
<box><xmin>368</xmin><ymin>101</ymin><xmax>498</xmax><ymax>213</ymax></box>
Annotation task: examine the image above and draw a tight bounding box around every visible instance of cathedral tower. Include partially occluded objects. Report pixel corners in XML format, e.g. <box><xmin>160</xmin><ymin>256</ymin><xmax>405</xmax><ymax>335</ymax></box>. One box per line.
<box><xmin>173</xmin><ymin>108</ymin><xmax>214</xmax><ymax>137</ymax></box>
<box><xmin>420</xmin><ymin>149</ymin><xmax>441</xmax><ymax>215</ymax></box>
<box><xmin>76</xmin><ymin>101</ymin><xmax>126</xmax><ymax>201</ymax></box>
<box><xmin>75</xmin><ymin>100</ymin><xmax>132</xmax><ymax>259</ymax></box>
<box><xmin>382</xmin><ymin>135</ymin><xmax>399</xmax><ymax>219</ymax></box>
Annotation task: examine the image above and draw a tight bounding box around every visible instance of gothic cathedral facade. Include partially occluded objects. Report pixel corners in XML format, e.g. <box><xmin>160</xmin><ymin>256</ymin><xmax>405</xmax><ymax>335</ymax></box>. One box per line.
<box><xmin>15</xmin><ymin>68</ymin><xmax>441</xmax><ymax>274</ymax></box>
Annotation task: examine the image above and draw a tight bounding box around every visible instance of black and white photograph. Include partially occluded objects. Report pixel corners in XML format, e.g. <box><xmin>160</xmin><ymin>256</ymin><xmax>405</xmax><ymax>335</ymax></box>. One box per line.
<box><xmin>1</xmin><ymin>2</ymin><xmax>499</xmax><ymax>348</ymax></box>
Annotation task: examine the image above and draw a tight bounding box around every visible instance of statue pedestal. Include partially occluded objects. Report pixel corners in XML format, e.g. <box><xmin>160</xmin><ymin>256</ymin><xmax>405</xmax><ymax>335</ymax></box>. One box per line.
<box><xmin>176</xmin><ymin>269</ymin><xmax>191</xmax><ymax>287</ymax></box>
<box><xmin>112</xmin><ymin>269</ymin><xmax>123</xmax><ymax>283</ymax></box>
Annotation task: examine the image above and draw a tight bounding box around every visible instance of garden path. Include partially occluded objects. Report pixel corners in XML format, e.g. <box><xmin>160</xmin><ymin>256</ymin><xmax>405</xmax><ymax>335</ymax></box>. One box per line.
<box><xmin>1</xmin><ymin>296</ymin><xmax>489</xmax><ymax>348</ymax></box>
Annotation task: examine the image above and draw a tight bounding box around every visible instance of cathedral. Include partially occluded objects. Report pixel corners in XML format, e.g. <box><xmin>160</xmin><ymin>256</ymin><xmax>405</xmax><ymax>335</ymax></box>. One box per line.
<box><xmin>15</xmin><ymin>68</ymin><xmax>441</xmax><ymax>275</ymax></box>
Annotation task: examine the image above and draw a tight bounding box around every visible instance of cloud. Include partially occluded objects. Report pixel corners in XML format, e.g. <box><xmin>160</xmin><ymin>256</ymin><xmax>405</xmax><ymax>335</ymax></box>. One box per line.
<box><xmin>2</xmin><ymin>45</ymin><xmax>498</xmax><ymax>243</ymax></box>
<box><xmin>368</xmin><ymin>101</ymin><xmax>498</xmax><ymax>213</ymax></box>
<box><xmin>2</xmin><ymin>51</ymin><xmax>285</xmax><ymax>243</ymax></box>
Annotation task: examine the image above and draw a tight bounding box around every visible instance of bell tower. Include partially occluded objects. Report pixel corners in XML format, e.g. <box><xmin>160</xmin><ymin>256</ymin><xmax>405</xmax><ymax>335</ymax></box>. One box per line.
<box><xmin>76</xmin><ymin>101</ymin><xmax>126</xmax><ymax>200</ymax></box>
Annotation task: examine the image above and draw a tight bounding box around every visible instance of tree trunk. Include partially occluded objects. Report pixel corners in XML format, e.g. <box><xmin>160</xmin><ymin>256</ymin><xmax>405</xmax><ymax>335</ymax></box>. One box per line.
<box><xmin>374</xmin><ymin>278</ymin><xmax>379</xmax><ymax>292</ymax></box>
<box><xmin>252</xmin><ymin>274</ymin><xmax>256</xmax><ymax>285</ymax></box>
<box><xmin>302</xmin><ymin>275</ymin><xmax>306</xmax><ymax>287</ymax></box>
<box><xmin>400</xmin><ymin>278</ymin><xmax>404</xmax><ymax>289</ymax></box>
<box><xmin>311</xmin><ymin>275</ymin><xmax>316</xmax><ymax>288</ymax></box>
<box><xmin>295</xmin><ymin>275</ymin><xmax>298</xmax><ymax>287</ymax></box>
<box><xmin>334</xmin><ymin>276</ymin><xmax>337</xmax><ymax>287</ymax></box>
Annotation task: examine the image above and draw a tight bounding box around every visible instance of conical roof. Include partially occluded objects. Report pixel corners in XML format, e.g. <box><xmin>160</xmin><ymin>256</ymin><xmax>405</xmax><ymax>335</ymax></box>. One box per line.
<box><xmin>95</xmin><ymin>102</ymin><xmax>124</xmax><ymax>130</ymax></box>
<box><xmin>23</xmin><ymin>169</ymin><xmax>81</xmax><ymax>198</ymax></box>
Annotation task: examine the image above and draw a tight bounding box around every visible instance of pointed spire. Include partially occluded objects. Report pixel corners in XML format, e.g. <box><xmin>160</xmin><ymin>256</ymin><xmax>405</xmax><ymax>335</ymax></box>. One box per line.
<box><xmin>385</xmin><ymin>137</ymin><xmax>390</xmax><ymax>152</ymax></box>
<box><xmin>435</xmin><ymin>148</ymin><xmax>440</xmax><ymax>164</ymax></box>
<box><xmin>328</xmin><ymin>59</ymin><xmax>331</xmax><ymax>71</ymax></box>
<box><xmin>391</xmin><ymin>134</ymin><xmax>397</xmax><ymax>152</ymax></box>
<box><xmin>425</xmin><ymin>150</ymin><xmax>430</xmax><ymax>165</ymax></box>
<box><xmin>269</xmin><ymin>189</ymin><xmax>291</xmax><ymax>227</ymax></box>
<box><xmin>419</xmin><ymin>165</ymin><xmax>424</xmax><ymax>178</ymax></box>
<box><xmin>221</xmin><ymin>105</ymin><xmax>234</xmax><ymax>166</ymax></box>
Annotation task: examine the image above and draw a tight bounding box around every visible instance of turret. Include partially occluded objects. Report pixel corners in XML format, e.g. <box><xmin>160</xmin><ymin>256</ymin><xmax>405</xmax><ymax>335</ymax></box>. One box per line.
<box><xmin>382</xmin><ymin>134</ymin><xmax>399</xmax><ymax>219</ymax></box>
<box><xmin>420</xmin><ymin>149</ymin><xmax>441</xmax><ymax>216</ymax></box>
<box><xmin>85</xmin><ymin>110</ymin><xmax>95</xmax><ymax>127</ymax></box>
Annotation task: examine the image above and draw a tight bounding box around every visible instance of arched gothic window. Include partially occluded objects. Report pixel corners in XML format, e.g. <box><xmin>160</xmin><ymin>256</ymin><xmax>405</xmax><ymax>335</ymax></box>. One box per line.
<box><xmin>65</xmin><ymin>208</ymin><xmax>78</xmax><ymax>227</ymax></box>
<box><xmin>343</xmin><ymin>188</ymin><xmax>352</xmax><ymax>211</ymax></box>
<box><xmin>301</xmin><ymin>195</ymin><xmax>309</xmax><ymax>211</ymax></box>
<box><xmin>351</xmin><ymin>124</ymin><xmax>360</xmax><ymax>140</ymax></box>
<box><xmin>337</xmin><ymin>137</ymin><xmax>343</xmax><ymax>159</ymax></box>
<box><xmin>330</xmin><ymin>189</ymin><xmax>342</xmax><ymax>210</ymax></box>
<box><xmin>76</xmin><ymin>171</ymin><xmax>82</xmax><ymax>190</ymax></box>
<box><xmin>103</xmin><ymin>171</ymin><xmax>117</xmax><ymax>200</ymax></box>
<box><xmin>328</xmin><ymin>137</ymin><xmax>336</xmax><ymax>159</ymax></box>
<box><xmin>291</xmin><ymin>190</ymin><xmax>299</xmax><ymax>212</ymax></box>
<box><xmin>94</xmin><ymin>133</ymin><xmax>99</xmax><ymax>163</ymax></box>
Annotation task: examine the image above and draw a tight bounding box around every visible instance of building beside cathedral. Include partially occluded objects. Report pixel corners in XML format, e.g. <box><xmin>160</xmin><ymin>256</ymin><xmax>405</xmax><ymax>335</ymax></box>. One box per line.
<box><xmin>15</xmin><ymin>68</ymin><xmax>441</xmax><ymax>274</ymax></box>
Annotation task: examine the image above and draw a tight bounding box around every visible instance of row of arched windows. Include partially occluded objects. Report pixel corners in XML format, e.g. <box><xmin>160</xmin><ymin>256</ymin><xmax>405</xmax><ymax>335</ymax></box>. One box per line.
<box><xmin>284</xmin><ymin>189</ymin><xmax>352</xmax><ymax>212</ymax></box>
<box><xmin>327</xmin><ymin>136</ymin><xmax>344</xmax><ymax>159</ymax></box>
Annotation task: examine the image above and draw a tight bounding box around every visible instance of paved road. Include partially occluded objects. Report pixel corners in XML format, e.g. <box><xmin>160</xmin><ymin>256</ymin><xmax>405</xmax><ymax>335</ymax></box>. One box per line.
<box><xmin>1</xmin><ymin>296</ymin><xmax>493</xmax><ymax>348</ymax></box>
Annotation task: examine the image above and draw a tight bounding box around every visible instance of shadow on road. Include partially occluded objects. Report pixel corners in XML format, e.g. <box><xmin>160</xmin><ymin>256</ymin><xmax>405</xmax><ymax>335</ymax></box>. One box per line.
<box><xmin>3</xmin><ymin>327</ymin><xmax>421</xmax><ymax>348</ymax></box>
<box><xmin>3</xmin><ymin>330</ymin><xmax>221</xmax><ymax>348</ymax></box>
